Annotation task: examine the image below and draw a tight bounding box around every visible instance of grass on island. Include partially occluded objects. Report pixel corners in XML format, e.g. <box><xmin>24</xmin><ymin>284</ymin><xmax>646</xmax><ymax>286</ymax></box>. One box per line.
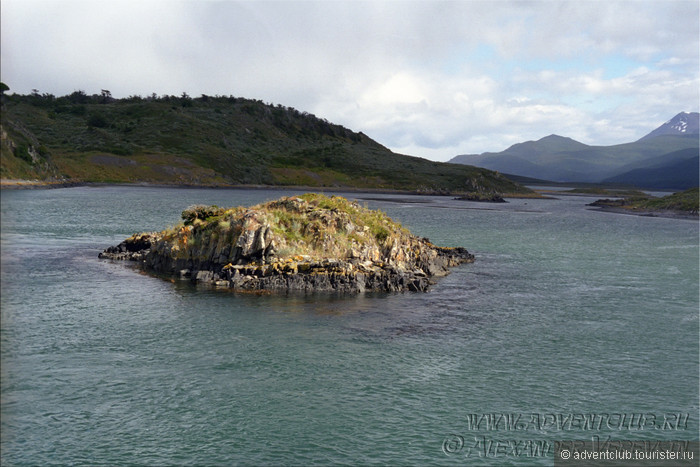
<box><xmin>160</xmin><ymin>194</ymin><xmax>413</xmax><ymax>263</ymax></box>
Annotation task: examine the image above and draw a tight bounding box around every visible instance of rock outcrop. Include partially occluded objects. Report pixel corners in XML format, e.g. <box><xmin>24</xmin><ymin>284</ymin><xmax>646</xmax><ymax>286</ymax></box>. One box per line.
<box><xmin>99</xmin><ymin>194</ymin><xmax>474</xmax><ymax>293</ymax></box>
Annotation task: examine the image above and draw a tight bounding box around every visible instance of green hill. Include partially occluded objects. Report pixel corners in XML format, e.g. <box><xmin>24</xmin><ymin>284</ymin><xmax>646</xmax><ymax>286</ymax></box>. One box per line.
<box><xmin>0</xmin><ymin>90</ymin><xmax>531</xmax><ymax>195</ymax></box>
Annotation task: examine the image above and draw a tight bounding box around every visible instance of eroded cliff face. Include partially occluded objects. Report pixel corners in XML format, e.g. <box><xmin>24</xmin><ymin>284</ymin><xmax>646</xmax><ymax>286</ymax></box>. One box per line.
<box><xmin>99</xmin><ymin>194</ymin><xmax>474</xmax><ymax>293</ymax></box>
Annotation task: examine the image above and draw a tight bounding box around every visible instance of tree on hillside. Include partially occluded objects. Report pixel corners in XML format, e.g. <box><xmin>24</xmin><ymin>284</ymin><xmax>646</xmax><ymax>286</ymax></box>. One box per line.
<box><xmin>0</xmin><ymin>82</ymin><xmax>9</xmax><ymax>95</ymax></box>
<box><xmin>180</xmin><ymin>92</ymin><xmax>192</xmax><ymax>107</ymax></box>
<box><xmin>100</xmin><ymin>89</ymin><xmax>112</xmax><ymax>104</ymax></box>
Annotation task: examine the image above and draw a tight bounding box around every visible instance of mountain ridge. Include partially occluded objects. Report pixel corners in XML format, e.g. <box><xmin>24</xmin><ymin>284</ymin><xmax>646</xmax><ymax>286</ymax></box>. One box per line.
<box><xmin>450</xmin><ymin>112</ymin><xmax>699</xmax><ymax>188</ymax></box>
<box><xmin>602</xmin><ymin>149</ymin><xmax>699</xmax><ymax>190</ymax></box>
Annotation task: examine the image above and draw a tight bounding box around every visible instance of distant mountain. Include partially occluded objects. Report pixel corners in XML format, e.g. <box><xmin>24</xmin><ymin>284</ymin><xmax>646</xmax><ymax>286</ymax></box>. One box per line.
<box><xmin>449</xmin><ymin>113</ymin><xmax>699</xmax><ymax>189</ymax></box>
<box><xmin>607</xmin><ymin>145</ymin><xmax>698</xmax><ymax>175</ymax></box>
<box><xmin>449</xmin><ymin>135</ymin><xmax>602</xmax><ymax>182</ymax></box>
<box><xmin>602</xmin><ymin>149</ymin><xmax>699</xmax><ymax>190</ymax></box>
<box><xmin>0</xmin><ymin>91</ymin><xmax>531</xmax><ymax>195</ymax></box>
<box><xmin>638</xmin><ymin>112</ymin><xmax>699</xmax><ymax>141</ymax></box>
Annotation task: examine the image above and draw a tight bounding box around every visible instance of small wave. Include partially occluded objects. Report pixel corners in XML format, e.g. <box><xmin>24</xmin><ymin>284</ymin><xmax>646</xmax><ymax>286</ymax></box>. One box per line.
<box><xmin>681</xmin><ymin>313</ymin><xmax>699</xmax><ymax>323</ymax></box>
<box><xmin>656</xmin><ymin>244</ymin><xmax>699</xmax><ymax>250</ymax></box>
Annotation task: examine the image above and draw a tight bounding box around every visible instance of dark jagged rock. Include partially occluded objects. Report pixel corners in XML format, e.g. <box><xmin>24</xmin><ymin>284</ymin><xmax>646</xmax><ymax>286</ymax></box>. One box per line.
<box><xmin>99</xmin><ymin>194</ymin><xmax>475</xmax><ymax>293</ymax></box>
<box><xmin>586</xmin><ymin>198</ymin><xmax>626</xmax><ymax>208</ymax></box>
<box><xmin>98</xmin><ymin>233</ymin><xmax>159</xmax><ymax>261</ymax></box>
<box><xmin>454</xmin><ymin>192</ymin><xmax>507</xmax><ymax>203</ymax></box>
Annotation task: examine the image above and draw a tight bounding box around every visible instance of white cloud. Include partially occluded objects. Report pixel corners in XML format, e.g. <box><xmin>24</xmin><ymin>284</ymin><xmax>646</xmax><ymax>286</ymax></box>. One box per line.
<box><xmin>1</xmin><ymin>0</ymin><xmax>698</xmax><ymax>161</ymax></box>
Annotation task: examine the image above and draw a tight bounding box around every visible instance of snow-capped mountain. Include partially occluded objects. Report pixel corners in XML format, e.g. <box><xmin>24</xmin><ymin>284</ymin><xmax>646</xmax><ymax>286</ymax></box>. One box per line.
<box><xmin>638</xmin><ymin>112</ymin><xmax>699</xmax><ymax>141</ymax></box>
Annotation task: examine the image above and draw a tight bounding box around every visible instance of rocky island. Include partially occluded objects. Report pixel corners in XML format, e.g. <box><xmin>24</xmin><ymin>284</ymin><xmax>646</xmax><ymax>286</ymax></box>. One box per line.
<box><xmin>99</xmin><ymin>194</ymin><xmax>474</xmax><ymax>293</ymax></box>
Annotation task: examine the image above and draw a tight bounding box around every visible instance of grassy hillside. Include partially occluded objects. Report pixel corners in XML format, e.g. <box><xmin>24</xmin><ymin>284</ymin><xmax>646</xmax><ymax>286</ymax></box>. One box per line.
<box><xmin>0</xmin><ymin>90</ymin><xmax>531</xmax><ymax>195</ymax></box>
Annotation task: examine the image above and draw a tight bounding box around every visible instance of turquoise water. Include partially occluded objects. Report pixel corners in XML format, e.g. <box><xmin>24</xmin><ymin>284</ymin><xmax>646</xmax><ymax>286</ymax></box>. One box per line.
<box><xmin>1</xmin><ymin>186</ymin><xmax>698</xmax><ymax>465</ymax></box>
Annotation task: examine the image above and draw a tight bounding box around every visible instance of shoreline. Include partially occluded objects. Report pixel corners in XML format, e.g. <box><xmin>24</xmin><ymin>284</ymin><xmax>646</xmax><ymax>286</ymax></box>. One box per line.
<box><xmin>586</xmin><ymin>205</ymin><xmax>699</xmax><ymax>220</ymax></box>
<box><xmin>0</xmin><ymin>179</ymin><xmax>84</xmax><ymax>190</ymax></box>
<box><xmin>0</xmin><ymin>178</ymin><xmax>542</xmax><ymax>198</ymax></box>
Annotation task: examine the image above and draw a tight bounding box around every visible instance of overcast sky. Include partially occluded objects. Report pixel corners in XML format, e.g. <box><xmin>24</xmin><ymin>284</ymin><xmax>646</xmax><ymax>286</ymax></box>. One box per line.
<box><xmin>2</xmin><ymin>0</ymin><xmax>698</xmax><ymax>161</ymax></box>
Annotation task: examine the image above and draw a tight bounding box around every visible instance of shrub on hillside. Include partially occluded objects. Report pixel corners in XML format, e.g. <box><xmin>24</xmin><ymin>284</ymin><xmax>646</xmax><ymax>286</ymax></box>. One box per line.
<box><xmin>181</xmin><ymin>205</ymin><xmax>225</xmax><ymax>225</ymax></box>
<box><xmin>87</xmin><ymin>113</ymin><xmax>108</xmax><ymax>128</ymax></box>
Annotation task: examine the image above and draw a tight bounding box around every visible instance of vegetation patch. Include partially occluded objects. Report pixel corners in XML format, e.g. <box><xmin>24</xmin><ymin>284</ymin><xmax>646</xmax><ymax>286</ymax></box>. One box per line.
<box><xmin>181</xmin><ymin>205</ymin><xmax>226</xmax><ymax>225</ymax></box>
<box><xmin>638</xmin><ymin>188</ymin><xmax>698</xmax><ymax>213</ymax></box>
<box><xmin>588</xmin><ymin>187</ymin><xmax>698</xmax><ymax>216</ymax></box>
